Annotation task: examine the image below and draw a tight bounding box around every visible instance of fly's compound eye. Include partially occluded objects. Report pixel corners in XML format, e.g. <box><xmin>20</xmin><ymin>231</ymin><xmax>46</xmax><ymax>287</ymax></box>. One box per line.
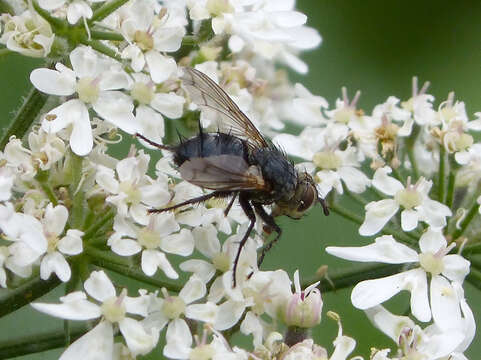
<box><xmin>297</xmin><ymin>183</ymin><xmax>316</xmax><ymax>213</ymax></box>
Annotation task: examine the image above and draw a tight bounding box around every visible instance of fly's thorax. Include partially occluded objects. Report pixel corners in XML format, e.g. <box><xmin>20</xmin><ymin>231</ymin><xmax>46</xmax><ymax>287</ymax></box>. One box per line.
<box><xmin>271</xmin><ymin>172</ymin><xmax>318</xmax><ymax>219</ymax></box>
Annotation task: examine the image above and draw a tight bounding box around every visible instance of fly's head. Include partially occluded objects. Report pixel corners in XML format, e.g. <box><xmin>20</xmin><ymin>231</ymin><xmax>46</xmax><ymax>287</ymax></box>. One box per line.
<box><xmin>271</xmin><ymin>172</ymin><xmax>319</xmax><ymax>219</ymax></box>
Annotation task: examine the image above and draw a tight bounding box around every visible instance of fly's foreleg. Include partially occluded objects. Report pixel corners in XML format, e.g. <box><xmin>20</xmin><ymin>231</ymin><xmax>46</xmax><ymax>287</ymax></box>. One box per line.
<box><xmin>148</xmin><ymin>191</ymin><xmax>228</xmax><ymax>213</ymax></box>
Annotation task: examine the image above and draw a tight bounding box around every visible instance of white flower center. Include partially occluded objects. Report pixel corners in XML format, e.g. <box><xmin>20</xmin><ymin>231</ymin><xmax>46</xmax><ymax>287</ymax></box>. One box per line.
<box><xmin>212</xmin><ymin>252</ymin><xmax>230</xmax><ymax>273</ymax></box>
<box><xmin>77</xmin><ymin>77</ymin><xmax>100</xmax><ymax>104</ymax></box>
<box><xmin>162</xmin><ymin>296</ymin><xmax>186</xmax><ymax>319</ymax></box>
<box><xmin>334</xmin><ymin>108</ymin><xmax>355</xmax><ymax>124</ymax></box>
<box><xmin>189</xmin><ymin>344</ymin><xmax>215</xmax><ymax>360</ymax></box>
<box><xmin>46</xmin><ymin>232</ymin><xmax>59</xmax><ymax>253</ymax></box>
<box><xmin>207</xmin><ymin>0</ymin><xmax>233</xmax><ymax>16</ymax></box>
<box><xmin>119</xmin><ymin>181</ymin><xmax>142</xmax><ymax>205</ymax></box>
<box><xmin>137</xmin><ymin>228</ymin><xmax>161</xmax><ymax>249</ymax></box>
<box><xmin>418</xmin><ymin>252</ymin><xmax>444</xmax><ymax>276</ymax></box>
<box><xmin>312</xmin><ymin>151</ymin><xmax>342</xmax><ymax>170</ymax></box>
<box><xmin>131</xmin><ymin>82</ymin><xmax>154</xmax><ymax>105</ymax></box>
<box><xmin>101</xmin><ymin>296</ymin><xmax>126</xmax><ymax>323</ymax></box>
<box><xmin>395</xmin><ymin>188</ymin><xmax>422</xmax><ymax>209</ymax></box>
<box><xmin>134</xmin><ymin>30</ymin><xmax>154</xmax><ymax>51</ymax></box>
<box><xmin>453</xmin><ymin>133</ymin><xmax>473</xmax><ymax>152</ymax></box>
<box><xmin>439</xmin><ymin>106</ymin><xmax>457</xmax><ymax>123</ymax></box>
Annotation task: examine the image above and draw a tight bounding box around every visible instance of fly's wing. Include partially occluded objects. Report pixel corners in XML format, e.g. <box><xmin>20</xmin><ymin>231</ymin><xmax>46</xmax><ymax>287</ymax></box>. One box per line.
<box><xmin>179</xmin><ymin>155</ymin><xmax>268</xmax><ymax>191</ymax></box>
<box><xmin>181</xmin><ymin>67</ymin><xmax>269</xmax><ymax>149</ymax></box>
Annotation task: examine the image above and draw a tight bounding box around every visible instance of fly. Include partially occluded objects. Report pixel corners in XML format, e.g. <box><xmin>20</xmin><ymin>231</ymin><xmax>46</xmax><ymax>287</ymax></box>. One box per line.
<box><xmin>136</xmin><ymin>67</ymin><xmax>329</xmax><ymax>286</ymax></box>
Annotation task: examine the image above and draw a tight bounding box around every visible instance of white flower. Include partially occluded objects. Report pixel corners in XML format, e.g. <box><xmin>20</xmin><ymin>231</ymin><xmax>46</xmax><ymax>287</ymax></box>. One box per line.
<box><xmin>30</xmin><ymin>46</ymin><xmax>135</xmax><ymax>155</ymax></box>
<box><xmin>0</xmin><ymin>202</ymin><xmax>47</xmax><ymax>271</ymax></box>
<box><xmin>197</xmin><ymin>0</ymin><xmax>321</xmax><ymax>73</ymax></box>
<box><xmin>143</xmin><ymin>275</ymin><xmax>218</xmax><ymax>358</ymax></box>
<box><xmin>39</xmin><ymin>203</ymin><xmax>83</xmax><ymax>282</ymax></box>
<box><xmin>2</xmin><ymin>136</ymin><xmax>36</xmax><ymax>181</ymax></box>
<box><xmin>326</xmin><ymin>230</ymin><xmax>471</xmax><ymax>324</ymax></box>
<box><xmin>455</xmin><ymin>143</ymin><xmax>481</xmax><ymax>187</ymax></box>
<box><xmin>32</xmin><ymin>270</ymin><xmax>157</xmax><ymax>358</ymax></box>
<box><xmin>95</xmin><ymin>150</ymin><xmax>171</xmax><ymax>225</ymax></box>
<box><xmin>359</xmin><ymin>167</ymin><xmax>451</xmax><ymax>236</ymax></box>
<box><xmin>283</xmin><ymin>270</ymin><xmax>323</xmax><ymax>328</ymax></box>
<box><xmin>118</xmin><ymin>0</ymin><xmax>184</xmax><ymax>83</ymax></box>
<box><xmin>27</xmin><ymin>128</ymin><xmax>66</xmax><ymax>170</ymax></box>
<box><xmin>38</xmin><ymin>0</ymin><xmax>106</xmax><ymax>24</ymax></box>
<box><xmin>0</xmin><ymin>166</ymin><xmax>15</xmax><ymax>202</ymax></box>
<box><xmin>108</xmin><ymin>212</ymin><xmax>193</xmax><ymax>279</ymax></box>
<box><xmin>284</xmin><ymin>83</ymin><xmax>328</xmax><ymax>126</ymax></box>
<box><xmin>366</xmin><ymin>305</ymin><xmax>470</xmax><ymax>360</ymax></box>
<box><xmin>0</xmin><ymin>10</ymin><xmax>54</xmax><ymax>57</ymax></box>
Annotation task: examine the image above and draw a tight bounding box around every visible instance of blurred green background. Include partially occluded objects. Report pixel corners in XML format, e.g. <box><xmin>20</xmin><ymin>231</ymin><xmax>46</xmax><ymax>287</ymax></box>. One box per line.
<box><xmin>0</xmin><ymin>0</ymin><xmax>480</xmax><ymax>358</ymax></box>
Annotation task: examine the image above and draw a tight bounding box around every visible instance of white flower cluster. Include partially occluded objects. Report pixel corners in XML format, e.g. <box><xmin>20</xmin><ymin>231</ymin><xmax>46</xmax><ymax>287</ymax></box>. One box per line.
<box><xmin>0</xmin><ymin>0</ymin><xmax>479</xmax><ymax>360</ymax></box>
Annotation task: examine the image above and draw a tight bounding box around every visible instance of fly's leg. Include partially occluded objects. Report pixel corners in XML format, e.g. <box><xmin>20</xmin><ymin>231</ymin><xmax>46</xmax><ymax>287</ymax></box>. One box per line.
<box><xmin>253</xmin><ymin>204</ymin><xmax>282</xmax><ymax>268</ymax></box>
<box><xmin>232</xmin><ymin>194</ymin><xmax>256</xmax><ymax>287</ymax></box>
<box><xmin>149</xmin><ymin>191</ymin><xmax>229</xmax><ymax>213</ymax></box>
<box><xmin>224</xmin><ymin>192</ymin><xmax>238</xmax><ymax>217</ymax></box>
<box><xmin>135</xmin><ymin>133</ymin><xmax>173</xmax><ymax>151</ymax></box>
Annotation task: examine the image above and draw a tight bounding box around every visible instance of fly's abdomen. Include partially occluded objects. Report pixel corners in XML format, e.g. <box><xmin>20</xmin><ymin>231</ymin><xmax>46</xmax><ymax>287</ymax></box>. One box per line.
<box><xmin>173</xmin><ymin>133</ymin><xmax>248</xmax><ymax>166</ymax></box>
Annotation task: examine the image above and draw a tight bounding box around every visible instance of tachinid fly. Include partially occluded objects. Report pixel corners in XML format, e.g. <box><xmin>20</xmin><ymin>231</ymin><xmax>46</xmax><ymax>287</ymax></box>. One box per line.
<box><xmin>136</xmin><ymin>67</ymin><xmax>329</xmax><ymax>286</ymax></box>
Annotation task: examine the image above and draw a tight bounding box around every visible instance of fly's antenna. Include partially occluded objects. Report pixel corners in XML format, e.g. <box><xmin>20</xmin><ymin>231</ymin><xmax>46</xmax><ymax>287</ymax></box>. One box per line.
<box><xmin>319</xmin><ymin>197</ymin><xmax>330</xmax><ymax>216</ymax></box>
<box><xmin>135</xmin><ymin>133</ymin><xmax>173</xmax><ymax>151</ymax></box>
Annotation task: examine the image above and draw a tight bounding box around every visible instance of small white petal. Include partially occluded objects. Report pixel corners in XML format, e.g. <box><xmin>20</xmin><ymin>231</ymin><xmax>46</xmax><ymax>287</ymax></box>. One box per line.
<box><xmin>119</xmin><ymin>318</ymin><xmax>158</xmax><ymax>356</ymax></box>
<box><xmin>67</xmin><ymin>0</ymin><xmax>93</xmax><ymax>24</ymax></box>
<box><xmin>145</xmin><ymin>51</ymin><xmax>176</xmax><ymax>84</ymax></box>
<box><xmin>400</xmin><ymin>209</ymin><xmax>419</xmax><ymax>231</ymax></box>
<box><xmin>57</xmin><ymin>230</ymin><xmax>84</xmax><ymax>255</ymax></box>
<box><xmin>84</xmin><ymin>270</ymin><xmax>116</xmax><ymax>302</ymax></box>
<box><xmin>44</xmin><ymin>204</ymin><xmax>68</xmax><ymax>236</ymax></box>
<box><xmin>372</xmin><ymin>167</ymin><xmax>404</xmax><ymax>195</ymax></box>
<box><xmin>338</xmin><ymin>166</ymin><xmax>370</xmax><ymax>194</ymax></box>
<box><xmin>419</xmin><ymin>228</ymin><xmax>446</xmax><ymax>254</ymax></box>
<box><xmin>30</xmin><ymin>68</ymin><xmax>76</xmax><ymax>96</ymax></box>
<box><xmin>442</xmin><ymin>255</ymin><xmax>470</xmax><ymax>282</ymax></box>
<box><xmin>365</xmin><ymin>305</ymin><xmax>415</xmax><ymax>342</ymax></box>
<box><xmin>326</xmin><ymin>235</ymin><xmax>418</xmax><ymax>264</ymax></box>
<box><xmin>151</xmin><ymin>92</ymin><xmax>185</xmax><ymax>119</ymax></box>
<box><xmin>40</xmin><ymin>252</ymin><xmax>71</xmax><ymax>282</ymax></box>
<box><xmin>359</xmin><ymin>199</ymin><xmax>399</xmax><ymax>236</ymax></box>
<box><xmin>430</xmin><ymin>275</ymin><xmax>461</xmax><ymax>330</ymax></box>
<box><xmin>161</xmin><ymin>229</ymin><xmax>194</xmax><ymax>256</ymax></box>
<box><xmin>179</xmin><ymin>259</ymin><xmax>216</xmax><ymax>282</ymax></box>
<box><xmin>93</xmin><ymin>91</ymin><xmax>138</xmax><ymax>135</ymax></box>
<box><xmin>32</xmin><ymin>292</ymin><xmax>101</xmax><ymax>320</ymax></box>
<box><xmin>214</xmin><ymin>300</ymin><xmax>246</xmax><ymax>331</ymax></box>
<box><xmin>69</xmin><ymin>101</ymin><xmax>93</xmax><ymax>156</ymax></box>
<box><xmin>163</xmin><ymin>319</ymin><xmax>192</xmax><ymax>359</ymax></box>
<box><xmin>141</xmin><ymin>250</ymin><xmax>178</xmax><ymax>279</ymax></box>
<box><xmin>179</xmin><ymin>275</ymin><xmax>206</xmax><ymax>304</ymax></box>
<box><xmin>185</xmin><ymin>302</ymin><xmax>218</xmax><ymax>323</ymax></box>
<box><xmin>193</xmin><ymin>225</ymin><xmax>221</xmax><ymax>258</ymax></box>
<box><xmin>109</xmin><ymin>236</ymin><xmax>142</xmax><ymax>256</ymax></box>
<box><xmin>59</xmin><ymin>322</ymin><xmax>113</xmax><ymax>360</ymax></box>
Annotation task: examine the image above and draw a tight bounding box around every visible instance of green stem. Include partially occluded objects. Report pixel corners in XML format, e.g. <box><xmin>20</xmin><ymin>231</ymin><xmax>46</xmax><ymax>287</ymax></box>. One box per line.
<box><xmin>446</xmin><ymin>155</ymin><xmax>458</xmax><ymax>209</ymax></box>
<box><xmin>463</xmin><ymin>242</ymin><xmax>481</xmax><ymax>255</ymax></box>
<box><xmin>89</xmin><ymin>30</ymin><xmax>124</xmax><ymax>41</ymax></box>
<box><xmin>0</xmin><ymin>325</ymin><xmax>88</xmax><ymax>358</ymax></box>
<box><xmin>302</xmin><ymin>263</ymin><xmax>404</xmax><ymax>292</ymax></box>
<box><xmin>87</xmin><ymin>247</ymin><xmax>182</xmax><ymax>292</ymax></box>
<box><xmin>0</xmin><ymin>276</ymin><xmax>60</xmax><ymax>318</ymax></box>
<box><xmin>79</xmin><ymin>38</ymin><xmax>122</xmax><ymax>62</ymax></box>
<box><xmin>466</xmin><ymin>266</ymin><xmax>481</xmax><ymax>291</ymax></box>
<box><xmin>0</xmin><ymin>48</ymin><xmax>12</xmax><ymax>57</ymax></box>
<box><xmin>343</xmin><ymin>185</ymin><xmax>369</xmax><ymax>207</ymax></box>
<box><xmin>83</xmin><ymin>207</ymin><xmax>116</xmax><ymax>241</ymax></box>
<box><xmin>36</xmin><ymin>170</ymin><xmax>58</xmax><ymax>206</ymax></box>
<box><xmin>405</xmin><ymin>123</ymin><xmax>420</xmax><ymax>180</ymax></box>
<box><xmin>0</xmin><ymin>87</ymin><xmax>48</xmax><ymax>149</ymax></box>
<box><xmin>330</xmin><ymin>203</ymin><xmax>363</xmax><ymax>225</ymax></box>
<box><xmin>32</xmin><ymin>0</ymin><xmax>66</xmax><ymax>31</ymax></box>
<box><xmin>452</xmin><ymin>201</ymin><xmax>480</xmax><ymax>240</ymax></box>
<box><xmin>69</xmin><ymin>153</ymin><xmax>85</xmax><ymax>229</ymax></box>
<box><xmin>391</xmin><ymin>167</ymin><xmax>405</xmax><ymax>185</ymax></box>
<box><xmin>438</xmin><ymin>145</ymin><xmax>446</xmax><ymax>202</ymax></box>
<box><xmin>89</xmin><ymin>0</ymin><xmax>130</xmax><ymax>23</ymax></box>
